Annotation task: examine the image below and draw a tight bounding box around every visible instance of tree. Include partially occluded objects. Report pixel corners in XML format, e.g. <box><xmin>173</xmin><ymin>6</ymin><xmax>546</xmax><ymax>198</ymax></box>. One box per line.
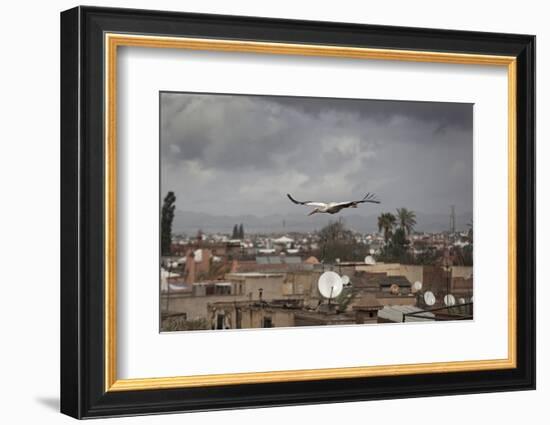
<box><xmin>377</xmin><ymin>212</ymin><xmax>396</xmax><ymax>243</ymax></box>
<box><xmin>462</xmin><ymin>245</ymin><xmax>473</xmax><ymax>266</ymax></box>
<box><xmin>317</xmin><ymin>220</ymin><xmax>369</xmax><ymax>263</ymax></box>
<box><xmin>387</xmin><ymin>228</ymin><xmax>409</xmax><ymax>260</ymax></box>
<box><xmin>396</xmin><ymin>207</ymin><xmax>417</xmax><ymax>236</ymax></box>
<box><xmin>238</xmin><ymin>223</ymin><xmax>244</xmax><ymax>239</ymax></box>
<box><xmin>413</xmin><ymin>247</ymin><xmax>440</xmax><ymax>265</ymax></box>
<box><xmin>453</xmin><ymin>245</ymin><xmax>473</xmax><ymax>266</ymax></box>
<box><xmin>376</xmin><ymin>227</ymin><xmax>411</xmax><ymax>263</ymax></box>
<box><xmin>318</xmin><ymin>220</ymin><xmax>349</xmax><ymax>243</ymax></box>
<box><xmin>161</xmin><ymin>191</ymin><xmax>176</xmax><ymax>256</ymax></box>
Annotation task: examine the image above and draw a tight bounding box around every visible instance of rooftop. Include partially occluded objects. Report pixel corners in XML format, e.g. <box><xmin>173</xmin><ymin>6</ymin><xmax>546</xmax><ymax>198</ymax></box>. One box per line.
<box><xmin>227</xmin><ymin>272</ymin><xmax>285</xmax><ymax>278</ymax></box>
<box><xmin>378</xmin><ymin>305</ymin><xmax>435</xmax><ymax>322</ymax></box>
<box><xmin>255</xmin><ymin>256</ymin><xmax>302</xmax><ymax>265</ymax></box>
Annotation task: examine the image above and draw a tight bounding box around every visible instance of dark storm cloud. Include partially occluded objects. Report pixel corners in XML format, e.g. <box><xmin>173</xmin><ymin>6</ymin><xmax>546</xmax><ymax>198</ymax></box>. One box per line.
<box><xmin>269</xmin><ymin>96</ymin><xmax>473</xmax><ymax>134</ymax></box>
<box><xmin>160</xmin><ymin>91</ymin><xmax>473</xmax><ymax>220</ymax></box>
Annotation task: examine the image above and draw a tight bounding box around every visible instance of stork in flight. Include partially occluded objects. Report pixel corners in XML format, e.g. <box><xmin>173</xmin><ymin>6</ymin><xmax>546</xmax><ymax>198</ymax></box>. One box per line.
<box><xmin>287</xmin><ymin>193</ymin><xmax>380</xmax><ymax>216</ymax></box>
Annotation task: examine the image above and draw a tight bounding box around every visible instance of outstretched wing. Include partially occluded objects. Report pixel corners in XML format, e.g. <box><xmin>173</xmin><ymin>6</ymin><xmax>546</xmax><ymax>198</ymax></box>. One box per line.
<box><xmin>358</xmin><ymin>192</ymin><xmax>381</xmax><ymax>204</ymax></box>
<box><xmin>287</xmin><ymin>194</ymin><xmax>326</xmax><ymax>208</ymax></box>
<box><xmin>332</xmin><ymin>193</ymin><xmax>381</xmax><ymax>209</ymax></box>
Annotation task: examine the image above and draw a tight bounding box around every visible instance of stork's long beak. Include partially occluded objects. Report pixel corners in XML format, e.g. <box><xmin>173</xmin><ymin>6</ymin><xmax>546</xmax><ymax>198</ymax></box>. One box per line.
<box><xmin>308</xmin><ymin>209</ymin><xmax>318</xmax><ymax>216</ymax></box>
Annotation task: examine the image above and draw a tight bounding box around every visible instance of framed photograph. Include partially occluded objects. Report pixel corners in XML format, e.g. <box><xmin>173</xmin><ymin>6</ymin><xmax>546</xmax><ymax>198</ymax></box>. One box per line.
<box><xmin>60</xmin><ymin>6</ymin><xmax>535</xmax><ymax>419</ymax></box>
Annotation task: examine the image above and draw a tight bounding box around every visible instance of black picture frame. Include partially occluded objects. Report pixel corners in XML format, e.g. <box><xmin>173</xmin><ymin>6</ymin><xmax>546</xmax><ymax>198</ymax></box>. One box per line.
<box><xmin>61</xmin><ymin>5</ymin><xmax>535</xmax><ymax>419</ymax></box>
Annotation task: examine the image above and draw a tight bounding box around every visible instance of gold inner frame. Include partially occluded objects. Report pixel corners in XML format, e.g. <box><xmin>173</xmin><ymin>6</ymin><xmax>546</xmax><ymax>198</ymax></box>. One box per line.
<box><xmin>104</xmin><ymin>33</ymin><xmax>517</xmax><ymax>392</ymax></box>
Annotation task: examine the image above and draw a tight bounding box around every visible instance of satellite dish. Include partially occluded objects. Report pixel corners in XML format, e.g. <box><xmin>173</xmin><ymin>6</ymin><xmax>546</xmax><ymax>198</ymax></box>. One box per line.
<box><xmin>341</xmin><ymin>275</ymin><xmax>350</xmax><ymax>285</ymax></box>
<box><xmin>412</xmin><ymin>281</ymin><xmax>423</xmax><ymax>293</ymax></box>
<box><xmin>424</xmin><ymin>291</ymin><xmax>436</xmax><ymax>306</ymax></box>
<box><xmin>444</xmin><ymin>294</ymin><xmax>456</xmax><ymax>306</ymax></box>
<box><xmin>470</xmin><ymin>296</ymin><xmax>474</xmax><ymax>303</ymax></box>
<box><xmin>317</xmin><ymin>271</ymin><xmax>343</xmax><ymax>299</ymax></box>
<box><xmin>459</xmin><ymin>297</ymin><xmax>466</xmax><ymax>305</ymax></box>
<box><xmin>369</xmin><ymin>248</ymin><xmax>375</xmax><ymax>255</ymax></box>
<box><xmin>364</xmin><ymin>255</ymin><xmax>376</xmax><ymax>265</ymax></box>
<box><xmin>390</xmin><ymin>283</ymin><xmax>400</xmax><ymax>295</ymax></box>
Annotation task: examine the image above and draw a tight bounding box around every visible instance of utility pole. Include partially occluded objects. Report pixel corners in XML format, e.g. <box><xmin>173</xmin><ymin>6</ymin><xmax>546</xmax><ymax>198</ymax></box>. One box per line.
<box><xmin>449</xmin><ymin>205</ymin><xmax>456</xmax><ymax>235</ymax></box>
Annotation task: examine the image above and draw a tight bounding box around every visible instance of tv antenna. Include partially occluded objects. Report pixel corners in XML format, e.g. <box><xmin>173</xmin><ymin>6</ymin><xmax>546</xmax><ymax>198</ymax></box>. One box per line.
<box><xmin>364</xmin><ymin>255</ymin><xmax>376</xmax><ymax>265</ymax></box>
<box><xmin>449</xmin><ymin>205</ymin><xmax>456</xmax><ymax>234</ymax></box>
<box><xmin>444</xmin><ymin>294</ymin><xmax>456</xmax><ymax>307</ymax></box>
<box><xmin>341</xmin><ymin>275</ymin><xmax>351</xmax><ymax>286</ymax></box>
<box><xmin>317</xmin><ymin>271</ymin><xmax>343</xmax><ymax>305</ymax></box>
<box><xmin>424</xmin><ymin>291</ymin><xmax>436</xmax><ymax>306</ymax></box>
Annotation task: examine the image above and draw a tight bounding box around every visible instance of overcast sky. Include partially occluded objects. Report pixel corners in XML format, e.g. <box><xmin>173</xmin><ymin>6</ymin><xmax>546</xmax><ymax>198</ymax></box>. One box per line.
<box><xmin>160</xmin><ymin>92</ymin><xmax>472</xmax><ymax>220</ymax></box>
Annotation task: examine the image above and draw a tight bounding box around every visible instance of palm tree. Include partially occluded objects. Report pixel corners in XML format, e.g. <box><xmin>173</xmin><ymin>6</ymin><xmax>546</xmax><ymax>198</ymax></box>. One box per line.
<box><xmin>377</xmin><ymin>213</ymin><xmax>396</xmax><ymax>243</ymax></box>
<box><xmin>396</xmin><ymin>207</ymin><xmax>417</xmax><ymax>236</ymax></box>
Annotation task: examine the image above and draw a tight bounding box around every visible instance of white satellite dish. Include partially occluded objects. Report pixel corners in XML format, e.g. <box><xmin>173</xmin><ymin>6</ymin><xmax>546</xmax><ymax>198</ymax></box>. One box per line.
<box><xmin>470</xmin><ymin>296</ymin><xmax>474</xmax><ymax>303</ymax></box>
<box><xmin>444</xmin><ymin>294</ymin><xmax>456</xmax><ymax>307</ymax></box>
<box><xmin>412</xmin><ymin>281</ymin><xmax>423</xmax><ymax>293</ymax></box>
<box><xmin>424</xmin><ymin>291</ymin><xmax>436</xmax><ymax>306</ymax></box>
<box><xmin>341</xmin><ymin>275</ymin><xmax>350</xmax><ymax>285</ymax></box>
<box><xmin>317</xmin><ymin>271</ymin><xmax>343</xmax><ymax>299</ymax></box>
<box><xmin>364</xmin><ymin>255</ymin><xmax>376</xmax><ymax>265</ymax></box>
<box><xmin>459</xmin><ymin>297</ymin><xmax>466</xmax><ymax>305</ymax></box>
<box><xmin>369</xmin><ymin>248</ymin><xmax>375</xmax><ymax>255</ymax></box>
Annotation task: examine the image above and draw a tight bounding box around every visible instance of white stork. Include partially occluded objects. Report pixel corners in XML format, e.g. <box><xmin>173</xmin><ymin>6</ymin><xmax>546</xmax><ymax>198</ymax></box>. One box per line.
<box><xmin>287</xmin><ymin>193</ymin><xmax>380</xmax><ymax>216</ymax></box>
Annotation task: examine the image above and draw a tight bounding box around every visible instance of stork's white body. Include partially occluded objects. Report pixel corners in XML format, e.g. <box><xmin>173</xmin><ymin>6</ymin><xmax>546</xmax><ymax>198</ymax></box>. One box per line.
<box><xmin>304</xmin><ymin>201</ymin><xmax>356</xmax><ymax>215</ymax></box>
<box><xmin>287</xmin><ymin>193</ymin><xmax>380</xmax><ymax>216</ymax></box>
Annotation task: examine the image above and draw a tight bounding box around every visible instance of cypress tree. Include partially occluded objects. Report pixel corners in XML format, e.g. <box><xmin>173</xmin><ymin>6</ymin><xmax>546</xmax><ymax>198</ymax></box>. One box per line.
<box><xmin>161</xmin><ymin>191</ymin><xmax>176</xmax><ymax>256</ymax></box>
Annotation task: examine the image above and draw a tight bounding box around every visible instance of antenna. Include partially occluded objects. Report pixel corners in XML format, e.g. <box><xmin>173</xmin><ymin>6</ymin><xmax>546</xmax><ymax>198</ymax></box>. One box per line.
<box><xmin>317</xmin><ymin>271</ymin><xmax>343</xmax><ymax>300</ymax></box>
<box><xmin>424</xmin><ymin>291</ymin><xmax>436</xmax><ymax>306</ymax></box>
<box><xmin>450</xmin><ymin>205</ymin><xmax>456</xmax><ymax>234</ymax></box>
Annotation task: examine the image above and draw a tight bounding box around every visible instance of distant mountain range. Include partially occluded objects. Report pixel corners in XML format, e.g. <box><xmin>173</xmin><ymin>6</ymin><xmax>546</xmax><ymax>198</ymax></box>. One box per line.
<box><xmin>173</xmin><ymin>209</ymin><xmax>472</xmax><ymax>235</ymax></box>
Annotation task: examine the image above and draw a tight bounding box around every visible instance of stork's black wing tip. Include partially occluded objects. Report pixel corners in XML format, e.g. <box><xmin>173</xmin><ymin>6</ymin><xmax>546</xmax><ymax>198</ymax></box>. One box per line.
<box><xmin>362</xmin><ymin>192</ymin><xmax>381</xmax><ymax>204</ymax></box>
<box><xmin>287</xmin><ymin>193</ymin><xmax>309</xmax><ymax>205</ymax></box>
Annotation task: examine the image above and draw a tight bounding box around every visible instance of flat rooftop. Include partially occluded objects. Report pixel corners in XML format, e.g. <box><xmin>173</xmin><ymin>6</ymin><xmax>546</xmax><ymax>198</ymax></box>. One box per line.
<box><xmin>227</xmin><ymin>272</ymin><xmax>285</xmax><ymax>278</ymax></box>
